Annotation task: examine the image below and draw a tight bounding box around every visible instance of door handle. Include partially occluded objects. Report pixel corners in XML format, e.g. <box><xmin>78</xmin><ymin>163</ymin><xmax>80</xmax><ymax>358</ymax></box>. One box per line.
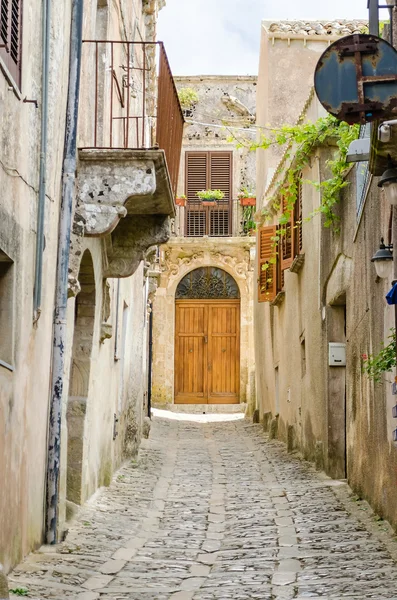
<box><xmin>204</xmin><ymin>336</ymin><xmax>208</xmax><ymax>344</ymax></box>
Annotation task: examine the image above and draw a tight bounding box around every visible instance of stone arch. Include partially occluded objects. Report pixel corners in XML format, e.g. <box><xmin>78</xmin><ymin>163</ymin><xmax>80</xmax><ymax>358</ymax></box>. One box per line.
<box><xmin>66</xmin><ymin>249</ymin><xmax>96</xmax><ymax>506</ymax></box>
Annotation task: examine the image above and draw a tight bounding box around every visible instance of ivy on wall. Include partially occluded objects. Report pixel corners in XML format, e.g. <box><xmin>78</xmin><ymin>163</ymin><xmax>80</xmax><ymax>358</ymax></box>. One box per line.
<box><xmin>255</xmin><ymin>115</ymin><xmax>360</xmax><ymax>229</ymax></box>
<box><xmin>230</xmin><ymin>115</ymin><xmax>359</xmax><ymax>231</ymax></box>
<box><xmin>362</xmin><ymin>329</ymin><xmax>397</xmax><ymax>383</ymax></box>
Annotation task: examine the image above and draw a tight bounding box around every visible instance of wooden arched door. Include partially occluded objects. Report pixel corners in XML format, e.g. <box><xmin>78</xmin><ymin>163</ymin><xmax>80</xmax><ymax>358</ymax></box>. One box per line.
<box><xmin>174</xmin><ymin>268</ymin><xmax>240</xmax><ymax>404</ymax></box>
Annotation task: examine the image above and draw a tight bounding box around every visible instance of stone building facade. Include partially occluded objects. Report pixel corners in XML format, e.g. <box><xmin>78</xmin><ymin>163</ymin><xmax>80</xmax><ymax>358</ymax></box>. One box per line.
<box><xmin>152</xmin><ymin>76</ymin><xmax>257</xmax><ymax>412</ymax></box>
<box><xmin>255</xmin><ymin>21</ymin><xmax>397</xmax><ymax>528</ymax></box>
<box><xmin>0</xmin><ymin>0</ymin><xmax>181</xmax><ymax>576</ymax></box>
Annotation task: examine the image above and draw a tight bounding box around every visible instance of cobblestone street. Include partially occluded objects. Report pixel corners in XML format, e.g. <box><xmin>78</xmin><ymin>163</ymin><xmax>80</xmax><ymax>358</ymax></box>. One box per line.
<box><xmin>9</xmin><ymin>414</ymin><xmax>397</xmax><ymax>600</ymax></box>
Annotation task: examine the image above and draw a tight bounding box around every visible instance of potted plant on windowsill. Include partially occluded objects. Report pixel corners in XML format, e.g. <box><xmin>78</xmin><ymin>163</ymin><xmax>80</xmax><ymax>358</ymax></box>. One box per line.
<box><xmin>196</xmin><ymin>189</ymin><xmax>225</xmax><ymax>207</ymax></box>
<box><xmin>176</xmin><ymin>194</ymin><xmax>187</xmax><ymax>207</ymax></box>
<box><xmin>238</xmin><ymin>186</ymin><xmax>256</xmax><ymax>207</ymax></box>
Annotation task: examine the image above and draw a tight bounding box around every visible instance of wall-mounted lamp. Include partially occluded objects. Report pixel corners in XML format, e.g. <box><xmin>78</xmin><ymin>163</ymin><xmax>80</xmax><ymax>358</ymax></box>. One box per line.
<box><xmin>371</xmin><ymin>238</ymin><xmax>393</xmax><ymax>278</ymax></box>
<box><xmin>378</xmin><ymin>160</ymin><xmax>397</xmax><ymax>205</ymax></box>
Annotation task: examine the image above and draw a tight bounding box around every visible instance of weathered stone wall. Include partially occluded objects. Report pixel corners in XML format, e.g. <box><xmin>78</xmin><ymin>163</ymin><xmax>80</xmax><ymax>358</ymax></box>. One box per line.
<box><xmin>173</xmin><ymin>75</ymin><xmax>257</xmax><ymax>236</ymax></box>
<box><xmin>153</xmin><ymin>75</ymin><xmax>257</xmax><ymax>411</ymax></box>
<box><xmin>152</xmin><ymin>238</ymin><xmax>256</xmax><ymax>411</ymax></box>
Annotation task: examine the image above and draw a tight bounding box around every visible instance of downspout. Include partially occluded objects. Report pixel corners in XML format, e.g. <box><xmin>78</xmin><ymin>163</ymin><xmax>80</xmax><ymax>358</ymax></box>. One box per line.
<box><xmin>148</xmin><ymin>304</ymin><xmax>153</xmax><ymax>418</ymax></box>
<box><xmin>46</xmin><ymin>0</ymin><xmax>84</xmax><ymax>544</ymax></box>
<box><xmin>33</xmin><ymin>0</ymin><xmax>51</xmax><ymax>321</ymax></box>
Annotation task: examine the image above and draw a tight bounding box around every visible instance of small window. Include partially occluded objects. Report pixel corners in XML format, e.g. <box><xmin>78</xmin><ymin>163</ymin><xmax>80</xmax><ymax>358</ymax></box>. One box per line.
<box><xmin>301</xmin><ymin>337</ymin><xmax>306</xmax><ymax>377</ymax></box>
<box><xmin>0</xmin><ymin>249</ymin><xmax>14</xmax><ymax>369</ymax></box>
<box><xmin>0</xmin><ymin>0</ymin><xmax>23</xmax><ymax>89</ymax></box>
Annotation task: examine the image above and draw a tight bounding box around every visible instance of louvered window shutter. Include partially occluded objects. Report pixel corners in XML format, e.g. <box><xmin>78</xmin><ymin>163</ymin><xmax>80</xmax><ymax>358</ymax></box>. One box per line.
<box><xmin>0</xmin><ymin>0</ymin><xmax>23</xmax><ymax>88</ymax></box>
<box><xmin>280</xmin><ymin>195</ymin><xmax>294</xmax><ymax>270</ymax></box>
<box><xmin>185</xmin><ymin>152</ymin><xmax>208</xmax><ymax>203</ymax></box>
<box><xmin>209</xmin><ymin>151</ymin><xmax>232</xmax><ymax>236</ymax></box>
<box><xmin>258</xmin><ymin>225</ymin><xmax>278</xmax><ymax>303</ymax></box>
<box><xmin>209</xmin><ymin>152</ymin><xmax>232</xmax><ymax>201</ymax></box>
<box><xmin>185</xmin><ymin>152</ymin><xmax>208</xmax><ymax>236</ymax></box>
<box><xmin>294</xmin><ymin>178</ymin><xmax>303</xmax><ymax>253</ymax></box>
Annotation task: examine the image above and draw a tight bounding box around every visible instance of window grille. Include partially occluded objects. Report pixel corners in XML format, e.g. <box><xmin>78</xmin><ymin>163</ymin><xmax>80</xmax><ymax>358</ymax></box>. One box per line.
<box><xmin>176</xmin><ymin>267</ymin><xmax>240</xmax><ymax>300</ymax></box>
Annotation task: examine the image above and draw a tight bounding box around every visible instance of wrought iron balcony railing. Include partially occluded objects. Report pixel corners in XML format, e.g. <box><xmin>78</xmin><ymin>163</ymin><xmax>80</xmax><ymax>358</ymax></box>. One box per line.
<box><xmin>80</xmin><ymin>41</ymin><xmax>184</xmax><ymax>195</ymax></box>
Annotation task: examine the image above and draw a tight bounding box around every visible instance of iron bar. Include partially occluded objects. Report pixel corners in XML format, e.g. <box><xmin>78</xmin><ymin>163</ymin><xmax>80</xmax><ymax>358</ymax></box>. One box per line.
<box><xmin>94</xmin><ymin>41</ymin><xmax>98</xmax><ymax>146</ymax></box>
<box><xmin>81</xmin><ymin>40</ymin><xmax>184</xmax><ymax>195</ymax></box>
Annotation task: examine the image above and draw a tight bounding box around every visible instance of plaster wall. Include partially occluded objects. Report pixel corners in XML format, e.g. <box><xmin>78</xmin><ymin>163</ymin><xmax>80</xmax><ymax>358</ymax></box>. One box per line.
<box><xmin>256</xmin><ymin>24</ymin><xmax>338</xmax><ymax>204</ymax></box>
<box><xmin>255</xmin><ymin>88</ymin><xmax>397</xmax><ymax>526</ymax></box>
<box><xmin>0</xmin><ymin>0</ymin><xmax>72</xmax><ymax>572</ymax></box>
<box><xmin>59</xmin><ymin>240</ymin><xmax>148</xmax><ymax>531</ymax></box>
<box><xmin>255</xmin><ymin>155</ymin><xmax>326</xmax><ymax>458</ymax></box>
<box><xmin>0</xmin><ymin>0</ymin><xmax>162</xmax><ymax>573</ymax></box>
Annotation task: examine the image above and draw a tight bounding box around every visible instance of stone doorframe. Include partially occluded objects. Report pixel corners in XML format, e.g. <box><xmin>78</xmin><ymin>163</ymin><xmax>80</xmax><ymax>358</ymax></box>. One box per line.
<box><xmin>152</xmin><ymin>245</ymin><xmax>255</xmax><ymax>410</ymax></box>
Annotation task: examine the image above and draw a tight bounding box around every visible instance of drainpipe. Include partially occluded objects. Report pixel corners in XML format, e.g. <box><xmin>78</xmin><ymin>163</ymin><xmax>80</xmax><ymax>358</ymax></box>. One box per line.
<box><xmin>46</xmin><ymin>0</ymin><xmax>84</xmax><ymax>544</ymax></box>
<box><xmin>148</xmin><ymin>305</ymin><xmax>154</xmax><ymax>418</ymax></box>
<box><xmin>33</xmin><ymin>0</ymin><xmax>51</xmax><ymax>321</ymax></box>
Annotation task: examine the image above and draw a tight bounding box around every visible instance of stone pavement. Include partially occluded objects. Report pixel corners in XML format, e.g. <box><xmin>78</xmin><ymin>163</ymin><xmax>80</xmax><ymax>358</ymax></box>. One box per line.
<box><xmin>9</xmin><ymin>415</ymin><xmax>397</xmax><ymax>599</ymax></box>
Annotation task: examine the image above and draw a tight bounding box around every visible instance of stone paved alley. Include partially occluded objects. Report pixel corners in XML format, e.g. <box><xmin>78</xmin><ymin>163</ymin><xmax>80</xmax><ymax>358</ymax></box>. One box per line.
<box><xmin>9</xmin><ymin>414</ymin><xmax>397</xmax><ymax>600</ymax></box>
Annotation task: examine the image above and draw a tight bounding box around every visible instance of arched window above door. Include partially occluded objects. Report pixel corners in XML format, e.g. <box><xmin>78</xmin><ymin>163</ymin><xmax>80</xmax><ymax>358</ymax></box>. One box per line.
<box><xmin>176</xmin><ymin>267</ymin><xmax>240</xmax><ymax>300</ymax></box>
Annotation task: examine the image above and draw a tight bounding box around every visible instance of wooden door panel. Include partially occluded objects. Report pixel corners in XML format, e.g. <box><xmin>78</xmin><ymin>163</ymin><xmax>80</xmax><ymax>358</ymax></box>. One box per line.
<box><xmin>175</xmin><ymin>300</ymin><xmax>240</xmax><ymax>404</ymax></box>
<box><xmin>175</xmin><ymin>303</ymin><xmax>207</xmax><ymax>403</ymax></box>
<box><xmin>208</xmin><ymin>303</ymin><xmax>240</xmax><ymax>404</ymax></box>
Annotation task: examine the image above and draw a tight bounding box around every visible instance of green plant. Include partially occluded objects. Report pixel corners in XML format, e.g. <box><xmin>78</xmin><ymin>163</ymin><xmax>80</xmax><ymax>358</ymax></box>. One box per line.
<box><xmin>238</xmin><ymin>185</ymin><xmax>256</xmax><ymax>198</ymax></box>
<box><xmin>196</xmin><ymin>189</ymin><xmax>225</xmax><ymax>201</ymax></box>
<box><xmin>177</xmin><ymin>87</ymin><xmax>199</xmax><ymax>110</ymax></box>
<box><xmin>232</xmin><ymin>115</ymin><xmax>359</xmax><ymax>230</ymax></box>
<box><xmin>177</xmin><ymin>194</ymin><xmax>187</xmax><ymax>200</ymax></box>
<box><xmin>242</xmin><ymin>205</ymin><xmax>256</xmax><ymax>234</ymax></box>
<box><xmin>362</xmin><ymin>329</ymin><xmax>396</xmax><ymax>383</ymax></box>
<box><xmin>10</xmin><ymin>589</ymin><xmax>29</xmax><ymax>597</ymax></box>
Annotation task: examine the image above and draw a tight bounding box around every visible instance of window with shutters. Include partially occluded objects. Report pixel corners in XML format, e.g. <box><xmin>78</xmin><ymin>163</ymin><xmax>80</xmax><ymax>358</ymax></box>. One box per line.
<box><xmin>185</xmin><ymin>151</ymin><xmax>232</xmax><ymax>237</ymax></box>
<box><xmin>0</xmin><ymin>0</ymin><xmax>23</xmax><ymax>89</ymax></box>
<box><xmin>280</xmin><ymin>177</ymin><xmax>304</xmax><ymax>276</ymax></box>
<box><xmin>257</xmin><ymin>225</ymin><xmax>278</xmax><ymax>303</ymax></box>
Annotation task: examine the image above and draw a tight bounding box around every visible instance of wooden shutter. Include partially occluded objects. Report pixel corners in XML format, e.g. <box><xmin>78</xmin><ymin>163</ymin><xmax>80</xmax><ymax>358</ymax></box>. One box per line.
<box><xmin>185</xmin><ymin>152</ymin><xmax>208</xmax><ymax>203</ymax></box>
<box><xmin>0</xmin><ymin>0</ymin><xmax>23</xmax><ymax>88</ymax></box>
<box><xmin>209</xmin><ymin>152</ymin><xmax>232</xmax><ymax>201</ymax></box>
<box><xmin>294</xmin><ymin>178</ymin><xmax>303</xmax><ymax>254</ymax></box>
<box><xmin>280</xmin><ymin>195</ymin><xmax>294</xmax><ymax>270</ymax></box>
<box><xmin>258</xmin><ymin>225</ymin><xmax>277</xmax><ymax>303</ymax></box>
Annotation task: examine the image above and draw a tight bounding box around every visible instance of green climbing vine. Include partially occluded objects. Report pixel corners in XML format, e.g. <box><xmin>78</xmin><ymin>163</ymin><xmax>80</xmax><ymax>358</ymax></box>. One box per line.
<box><xmin>231</xmin><ymin>114</ymin><xmax>359</xmax><ymax>230</ymax></box>
<box><xmin>362</xmin><ymin>329</ymin><xmax>397</xmax><ymax>383</ymax></box>
<box><xmin>259</xmin><ymin>115</ymin><xmax>359</xmax><ymax>228</ymax></box>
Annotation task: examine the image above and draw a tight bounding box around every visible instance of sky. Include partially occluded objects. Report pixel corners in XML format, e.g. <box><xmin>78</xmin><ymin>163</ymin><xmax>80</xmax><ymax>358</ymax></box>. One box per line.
<box><xmin>157</xmin><ymin>0</ymin><xmax>380</xmax><ymax>76</ymax></box>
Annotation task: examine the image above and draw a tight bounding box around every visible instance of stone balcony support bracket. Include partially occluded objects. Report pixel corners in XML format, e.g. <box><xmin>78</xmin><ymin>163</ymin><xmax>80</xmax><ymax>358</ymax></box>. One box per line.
<box><xmin>76</xmin><ymin>148</ymin><xmax>175</xmax><ymax>278</ymax></box>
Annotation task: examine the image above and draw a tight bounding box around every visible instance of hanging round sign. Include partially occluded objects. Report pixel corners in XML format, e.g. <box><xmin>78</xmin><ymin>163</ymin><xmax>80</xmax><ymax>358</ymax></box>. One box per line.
<box><xmin>314</xmin><ymin>34</ymin><xmax>397</xmax><ymax>124</ymax></box>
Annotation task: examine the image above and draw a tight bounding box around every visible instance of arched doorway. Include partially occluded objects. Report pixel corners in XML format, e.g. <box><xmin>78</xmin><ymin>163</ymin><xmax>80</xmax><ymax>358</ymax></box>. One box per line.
<box><xmin>66</xmin><ymin>250</ymin><xmax>96</xmax><ymax>505</ymax></box>
<box><xmin>174</xmin><ymin>267</ymin><xmax>240</xmax><ymax>404</ymax></box>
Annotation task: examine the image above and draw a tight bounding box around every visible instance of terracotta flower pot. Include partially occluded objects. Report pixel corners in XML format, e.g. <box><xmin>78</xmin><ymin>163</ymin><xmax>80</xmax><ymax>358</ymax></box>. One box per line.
<box><xmin>176</xmin><ymin>197</ymin><xmax>187</xmax><ymax>207</ymax></box>
<box><xmin>239</xmin><ymin>197</ymin><xmax>256</xmax><ymax>207</ymax></box>
<box><xmin>201</xmin><ymin>200</ymin><xmax>217</xmax><ymax>207</ymax></box>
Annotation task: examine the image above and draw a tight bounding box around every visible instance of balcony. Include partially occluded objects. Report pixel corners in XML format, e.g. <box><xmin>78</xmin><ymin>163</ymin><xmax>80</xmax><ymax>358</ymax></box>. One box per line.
<box><xmin>174</xmin><ymin>199</ymin><xmax>255</xmax><ymax>238</ymax></box>
<box><xmin>75</xmin><ymin>41</ymin><xmax>184</xmax><ymax>278</ymax></box>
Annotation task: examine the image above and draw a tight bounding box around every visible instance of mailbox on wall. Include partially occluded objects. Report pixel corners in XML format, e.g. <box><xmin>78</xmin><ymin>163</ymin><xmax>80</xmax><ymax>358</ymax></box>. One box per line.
<box><xmin>329</xmin><ymin>343</ymin><xmax>346</xmax><ymax>367</ymax></box>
